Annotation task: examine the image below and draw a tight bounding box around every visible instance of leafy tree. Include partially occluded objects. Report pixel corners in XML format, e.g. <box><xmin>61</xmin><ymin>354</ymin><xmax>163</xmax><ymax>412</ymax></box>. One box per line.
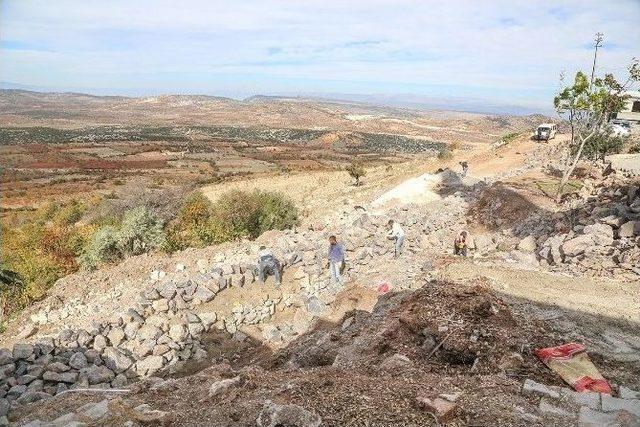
<box><xmin>579</xmin><ymin>126</ymin><xmax>624</xmax><ymax>161</ymax></box>
<box><xmin>346</xmin><ymin>161</ymin><xmax>366</xmax><ymax>186</ymax></box>
<box><xmin>553</xmin><ymin>59</ymin><xmax>639</xmax><ymax>200</ymax></box>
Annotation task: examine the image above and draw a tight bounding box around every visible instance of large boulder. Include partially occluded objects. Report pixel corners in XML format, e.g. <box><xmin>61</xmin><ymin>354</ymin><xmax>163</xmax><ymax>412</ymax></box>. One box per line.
<box><xmin>560</xmin><ymin>234</ymin><xmax>594</xmax><ymax>258</ymax></box>
<box><xmin>583</xmin><ymin>223</ymin><xmax>614</xmax><ymax>246</ymax></box>
<box><xmin>516</xmin><ymin>235</ymin><xmax>537</xmax><ymax>253</ymax></box>
<box><xmin>102</xmin><ymin>347</ymin><xmax>134</xmax><ymax>374</ymax></box>
<box><xmin>0</xmin><ymin>349</ymin><xmax>13</xmax><ymax>365</ymax></box>
<box><xmin>135</xmin><ymin>355</ymin><xmax>164</xmax><ymax>377</ymax></box>
<box><xmin>82</xmin><ymin>365</ymin><xmax>115</xmax><ymax>385</ymax></box>
<box><xmin>619</xmin><ymin>220</ymin><xmax>639</xmax><ymax>238</ymax></box>
<box><xmin>13</xmin><ymin>343</ymin><xmax>34</xmax><ymax>360</ymax></box>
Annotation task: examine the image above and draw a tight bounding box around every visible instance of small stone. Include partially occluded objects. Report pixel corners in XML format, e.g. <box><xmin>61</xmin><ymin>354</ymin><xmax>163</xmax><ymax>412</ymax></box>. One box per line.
<box><xmin>69</xmin><ymin>352</ymin><xmax>88</xmax><ymax>370</ymax></box>
<box><xmin>378</xmin><ymin>354</ymin><xmax>413</xmax><ymax>372</ymax></box>
<box><xmin>16</xmin><ymin>324</ymin><xmax>37</xmax><ymax>340</ymax></box>
<box><xmin>16</xmin><ymin>391</ymin><xmax>51</xmax><ymax>405</ymax></box>
<box><xmin>77</xmin><ymin>399</ymin><xmax>110</xmax><ymax>420</ymax></box>
<box><xmin>517</xmin><ymin>235</ymin><xmax>537</xmax><ymax>253</ymax></box>
<box><xmin>107</xmin><ymin>328</ymin><xmax>125</xmax><ymax>347</ymax></box>
<box><xmin>601</xmin><ymin>394</ymin><xmax>640</xmax><ymax>416</ymax></box>
<box><xmin>82</xmin><ymin>365</ymin><xmax>115</xmax><ymax>385</ymax></box>
<box><xmin>538</xmin><ymin>398</ymin><xmax>575</xmax><ymax>418</ymax></box>
<box><xmin>522</xmin><ymin>379</ymin><xmax>561</xmax><ymax>399</ymax></box>
<box><xmin>152</xmin><ymin>298</ymin><xmax>170</xmax><ymax>313</ymax></box>
<box><xmin>46</xmin><ymin>362</ymin><xmax>70</xmax><ymax>373</ymax></box>
<box><xmin>620</xmin><ymin>386</ymin><xmax>640</xmax><ymax>400</ymax></box>
<box><xmin>208</xmin><ymin>376</ymin><xmax>242</xmax><ymax>398</ymax></box>
<box><xmin>150</xmin><ymin>270</ymin><xmax>166</xmax><ymax>280</ymax></box>
<box><xmin>133</xmin><ymin>404</ymin><xmax>169</xmax><ymax>424</ymax></box>
<box><xmin>415</xmin><ymin>394</ymin><xmax>457</xmax><ymax>421</ymax></box>
<box><xmin>193</xmin><ymin>285</ymin><xmax>215</xmax><ymax>303</ymax></box>
<box><xmin>256</xmin><ymin>400</ymin><xmax>321</xmax><ymax>427</ymax></box>
<box><xmin>136</xmin><ymin>355</ymin><xmax>165</xmax><ymax>377</ymax></box>
<box><xmin>0</xmin><ymin>350</ymin><xmax>13</xmax><ymax>365</ymax></box>
<box><xmin>12</xmin><ymin>343</ymin><xmax>34</xmax><ymax>360</ymax></box>
<box><xmin>0</xmin><ymin>399</ymin><xmax>10</xmax><ymax>417</ymax></box>
<box><xmin>103</xmin><ymin>347</ymin><xmax>134</xmax><ymax>374</ymax></box>
<box><xmin>93</xmin><ymin>335</ymin><xmax>108</xmax><ymax>351</ymax></box>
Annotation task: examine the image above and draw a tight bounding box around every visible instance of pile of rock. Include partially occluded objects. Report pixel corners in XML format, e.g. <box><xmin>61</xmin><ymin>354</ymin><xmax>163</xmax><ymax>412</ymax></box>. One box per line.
<box><xmin>521</xmin><ymin>379</ymin><xmax>640</xmax><ymax>426</ymax></box>
<box><xmin>539</xmin><ymin>179</ymin><xmax>639</xmax><ymax>278</ymax></box>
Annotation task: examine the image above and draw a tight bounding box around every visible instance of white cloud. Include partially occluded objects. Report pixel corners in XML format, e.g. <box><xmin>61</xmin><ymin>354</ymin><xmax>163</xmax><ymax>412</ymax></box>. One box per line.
<box><xmin>1</xmin><ymin>0</ymin><xmax>639</xmax><ymax>111</ymax></box>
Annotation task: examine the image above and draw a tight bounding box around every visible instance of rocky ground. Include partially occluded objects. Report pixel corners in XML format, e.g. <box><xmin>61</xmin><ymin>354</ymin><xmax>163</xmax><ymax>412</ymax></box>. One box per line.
<box><xmin>1</xmin><ymin>133</ymin><xmax>639</xmax><ymax>426</ymax></box>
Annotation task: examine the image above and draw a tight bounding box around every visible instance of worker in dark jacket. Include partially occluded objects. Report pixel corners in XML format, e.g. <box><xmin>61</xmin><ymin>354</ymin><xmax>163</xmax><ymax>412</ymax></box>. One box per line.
<box><xmin>257</xmin><ymin>246</ymin><xmax>282</xmax><ymax>286</ymax></box>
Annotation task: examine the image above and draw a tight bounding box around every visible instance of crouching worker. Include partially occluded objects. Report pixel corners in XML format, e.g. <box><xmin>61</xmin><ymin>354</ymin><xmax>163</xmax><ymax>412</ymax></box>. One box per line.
<box><xmin>454</xmin><ymin>231</ymin><xmax>468</xmax><ymax>257</ymax></box>
<box><xmin>326</xmin><ymin>235</ymin><xmax>345</xmax><ymax>285</ymax></box>
<box><xmin>386</xmin><ymin>220</ymin><xmax>405</xmax><ymax>258</ymax></box>
<box><xmin>257</xmin><ymin>246</ymin><xmax>282</xmax><ymax>286</ymax></box>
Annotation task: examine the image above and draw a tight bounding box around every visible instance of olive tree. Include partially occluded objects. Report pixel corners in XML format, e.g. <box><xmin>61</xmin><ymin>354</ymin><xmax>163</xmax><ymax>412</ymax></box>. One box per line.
<box><xmin>554</xmin><ymin>59</ymin><xmax>639</xmax><ymax>200</ymax></box>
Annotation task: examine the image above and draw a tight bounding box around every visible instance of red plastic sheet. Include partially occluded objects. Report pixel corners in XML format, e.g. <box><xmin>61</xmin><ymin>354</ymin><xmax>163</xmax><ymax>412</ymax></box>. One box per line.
<box><xmin>535</xmin><ymin>343</ymin><xmax>612</xmax><ymax>394</ymax></box>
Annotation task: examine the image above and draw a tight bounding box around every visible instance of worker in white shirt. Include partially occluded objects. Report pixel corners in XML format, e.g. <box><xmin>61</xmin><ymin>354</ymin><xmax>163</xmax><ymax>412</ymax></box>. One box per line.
<box><xmin>386</xmin><ymin>220</ymin><xmax>405</xmax><ymax>258</ymax></box>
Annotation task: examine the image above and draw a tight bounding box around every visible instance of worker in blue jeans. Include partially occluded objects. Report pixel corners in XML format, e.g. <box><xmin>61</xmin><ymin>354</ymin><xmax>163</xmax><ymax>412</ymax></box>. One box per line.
<box><xmin>326</xmin><ymin>235</ymin><xmax>345</xmax><ymax>285</ymax></box>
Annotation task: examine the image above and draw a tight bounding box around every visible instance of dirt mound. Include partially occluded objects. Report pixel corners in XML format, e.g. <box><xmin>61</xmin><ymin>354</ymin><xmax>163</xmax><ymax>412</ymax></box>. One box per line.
<box><xmin>468</xmin><ymin>182</ymin><xmax>543</xmax><ymax>228</ymax></box>
<box><xmin>14</xmin><ymin>282</ymin><xmax>578</xmax><ymax>426</ymax></box>
<box><xmin>268</xmin><ymin>281</ymin><xmax>552</xmax><ymax>379</ymax></box>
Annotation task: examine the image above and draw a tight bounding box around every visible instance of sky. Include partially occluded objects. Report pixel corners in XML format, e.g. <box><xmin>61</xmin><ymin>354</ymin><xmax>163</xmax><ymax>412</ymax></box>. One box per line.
<box><xmin>1</xmin><ymin>0</ymin><xmax>639</xmax><ymax>113</ymax></box>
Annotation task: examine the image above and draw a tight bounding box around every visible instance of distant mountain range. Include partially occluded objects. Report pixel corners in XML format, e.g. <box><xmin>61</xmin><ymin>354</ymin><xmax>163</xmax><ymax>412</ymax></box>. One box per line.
<box><xmin>0</xmin><ymin>81</ymin><xmax>552</xmax><ymax>117</ymax></box>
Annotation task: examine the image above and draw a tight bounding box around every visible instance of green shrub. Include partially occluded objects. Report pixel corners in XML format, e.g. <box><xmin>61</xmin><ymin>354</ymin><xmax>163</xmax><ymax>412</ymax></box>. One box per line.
<box><xmin>628</xmin><ymin>142</ymin><xmax>640</xmax><ymax>154</ymax></box>
<box><xmin>579</xmin><ymin>129</ymin><xmax>624</xmax><ymax>161</ymax></box>
<box><xmin>117</xmin><ymin>207</ymin><xmax>165</xmax><ymax>256</ymax></box>
<box><xmin>1</xmin><ymin>266</ymin><xmax>26</xmax><ymax>315</ymax></box>
<box><xmin>164</xmin><ymin>192</ymin><xmax>217</xmax><ymax>250</ymax></box>
<box><xmin>255</xmin><ymin>191</ymin><xmax>299</xmax><ymax>235</ymax></box>
<box><xmin>164</xmin><ymin>190</ymin><xmax>299</xmax><ymax>252</ymax></box>
<box><xmin>79</xmin><ymin>225</ymin><xmax>120</xmax><ymax>270</ymax></box>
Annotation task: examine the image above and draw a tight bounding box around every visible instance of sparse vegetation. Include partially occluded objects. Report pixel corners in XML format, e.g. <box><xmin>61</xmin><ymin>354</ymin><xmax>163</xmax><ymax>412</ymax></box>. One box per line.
<box><xmin>437</xmin><ymin>148</ymin><xmax>453</xmax><ymax>160</ymax></box>
<box><xmin>346</xmin><ymin>161</ymin><xmax>366</xmax><ymax>186</ymax></box>
<box><xmin>579</xmin><ymin>127</ymin><xmax>624</xmax><ymax>161</ymax></box>
<box><xmin>501</xmin><ymin>132</ymin><xmax>520</xmax><ymax>143</ymax></box>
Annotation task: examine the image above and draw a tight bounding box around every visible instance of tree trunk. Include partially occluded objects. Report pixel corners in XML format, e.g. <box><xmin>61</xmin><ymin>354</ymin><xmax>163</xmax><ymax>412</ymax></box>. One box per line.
<box><xmin>555</xmin><ymin>128</ymin><xmax>597</xmax><ymax>202</ymax></box>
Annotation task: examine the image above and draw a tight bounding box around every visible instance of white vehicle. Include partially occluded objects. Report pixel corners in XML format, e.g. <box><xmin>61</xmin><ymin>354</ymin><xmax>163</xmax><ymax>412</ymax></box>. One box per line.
<box><xmin>535</xmin><ymin>123</ymin><xmax>557</xmax><ymax>141</ymax></box>
<box><xmin>611</xmin><ymin>122</ymin><xmax>631</xmax><ymax>138</ymax></box>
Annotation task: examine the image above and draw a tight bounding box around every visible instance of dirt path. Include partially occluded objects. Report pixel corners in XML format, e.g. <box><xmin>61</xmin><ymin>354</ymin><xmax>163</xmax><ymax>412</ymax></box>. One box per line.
<box><xmin>438</xmin><ymin>259</ymin><xmax>640</xmax><ymax>323</ymax></box>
